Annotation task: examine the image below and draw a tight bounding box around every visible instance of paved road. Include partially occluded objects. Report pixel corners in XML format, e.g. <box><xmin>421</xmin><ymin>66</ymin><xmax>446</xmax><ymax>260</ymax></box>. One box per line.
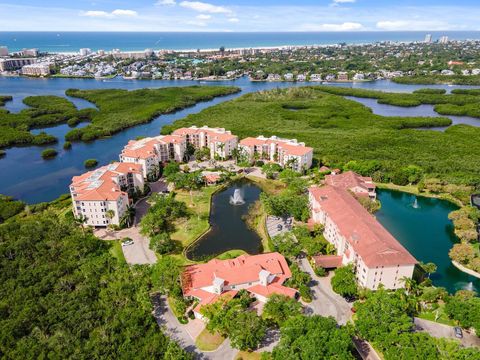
<box><xmin>298</xmin><ymin>257</ymin><xmax>352</xmax><ymax>325</ymax></box>
<box><xmin>134</xmin><ymin>180</ymin><xmax>167</xmax><ymax>226</ymax></box>
<box><xmin>153</xmin><ymin>295</ymin><xmax>238</xmax><ymax>360</ymax></box>
<box><xmin>414</xmin><ymin>317</ymin><xmax>480</xmax><ymax>349</ymax></box>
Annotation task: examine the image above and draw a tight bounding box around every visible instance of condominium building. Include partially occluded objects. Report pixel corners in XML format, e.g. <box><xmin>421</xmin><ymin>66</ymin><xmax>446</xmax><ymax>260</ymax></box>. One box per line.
<box><xmin>308</xmin><ymin>185</ymin><xmax>417</xmax><ymax>290</ymax></box>
<box><xmin>239</xmin><ymin>135</ymin><xmax>313</xmax><ymax>172</ymax></box>
<box><xmin>182</xmin><ymin>252</ymin><xmax>297</xmax><ymax>319</ymax></box>
<box><xmin>21</xmin><ymin>63</ymin><xmax>52</xmax><ymax>76</ymax></box>
<box><xmin>70</xmin><ymin>162</ymin><xmax>144</xmax><ymax>227</ymax></box>
<box><xmin>172</xmin><ymin>126</ymin><xmax>238</xmax><ymax>160</ymax></box>
<box><xmin>0</xmin><ymin>46</ymin><xmax>8</xmax><ymax>56</ymax></box>
<box><xmin>119</xmin><ymin>135</ymin><xmax>186</xmax><ymax>178</ymax></box>
<box><xmin>0</xmin><ymin>58</ymin><xmax>35</xmax><ymax>72</ymax></box>
<box><xmin>325</xmin><ymin>171</ymin><xmax>376</xmax><ymax>200</ymax></box>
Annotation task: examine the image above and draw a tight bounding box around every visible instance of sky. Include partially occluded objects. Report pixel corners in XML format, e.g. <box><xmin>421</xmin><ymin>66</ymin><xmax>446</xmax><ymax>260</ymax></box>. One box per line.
<box><xmin>1</xmin><ymin>0</ymin><xmax>480</xmax><ymax>32</ymax></box>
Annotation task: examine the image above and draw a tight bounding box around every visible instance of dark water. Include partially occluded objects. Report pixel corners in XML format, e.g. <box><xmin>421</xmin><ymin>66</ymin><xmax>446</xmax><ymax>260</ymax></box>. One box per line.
<box><xmin>376</xmin><ymin>189</ymin><xmax>480</xmax><ymax>294</ymax></box>
<box><xmin>345</xmin><ymin>96</ymin><xmax>480</xmax><ymax>130</ymax></box>
<box><xmin>186</xmin><ymin>179</ymin><xmax>262</xmax><ymax>260</ymax></box>
<box><xmin>1</xmin><ymin>76</ymin><xmax>480</xmax><ymax>203</ymax></box>
<box><xmin>2</xmin><ymin>31</ymin><xmax>480</xmax><ymax>52</ymax></box>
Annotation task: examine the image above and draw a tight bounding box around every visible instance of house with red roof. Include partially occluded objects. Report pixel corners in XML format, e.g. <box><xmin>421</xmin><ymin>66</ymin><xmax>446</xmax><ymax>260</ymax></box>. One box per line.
<box><xmin>238</xmin><ymin>135</ymin><xmax>313</xmax><ymax>172</ymax></box>
<box><xmin>70</xmin><ymin>162</ymin><xmax>144</xmax><ymax>227</ymax></box>
<box><xmin>182</xmin><ymin>252</ymin><xmax>298</xmax><ymax>319</ymax></box>
<box><xmin>172</xmin><ymin>125</ymin><xmax>238</xmax><ymax>160</ymax></box>
<box><xmin>325</xmin><ymin>171</ymin><xmax>377</xmax><ymax>200</ymax></box>
<box><xmin>308</xmin><ymin>185</ymin><xmax>417</xmax><ymax>290</ymax></box>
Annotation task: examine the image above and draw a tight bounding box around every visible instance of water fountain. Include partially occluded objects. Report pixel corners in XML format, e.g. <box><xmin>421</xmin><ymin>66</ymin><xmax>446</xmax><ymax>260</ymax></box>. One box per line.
<box><xmin>464</xmin><ymin>281</ymin><xmax>474</xmax><ymax>291</ymax></box>
<box><xmin>412</xmin><ymin>197</ymin><xmax>419</xmax><ymax>209</ymax></box>
<box><xmin>230</xmin><ymin>188</ymin><xmax>245</xmax><ymax>205</ymax></box>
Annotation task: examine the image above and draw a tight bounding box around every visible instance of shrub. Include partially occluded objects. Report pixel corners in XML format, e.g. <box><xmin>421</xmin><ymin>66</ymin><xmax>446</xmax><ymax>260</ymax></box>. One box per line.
<box><xmin>0</xmin><ymin>150</ymin><xmax>5</xmax><ymax>157</ymax></box>
<box><xmin>84</xmin><ymin>158</ymin><xmax>98</xmax><ymax>168</ymax></box>
<box><xmin>63</xmin><ymin>141</ymin><xmax>72</xmax><ymax>150</ymax></box>
<box><xmin>315</xmin><ymin>266</ymin><xmax>328</xmax><ymax>277</ymax></box>
<box><xmin>41</xmin><ymin>148</ymin><xmax>58</xmax><ymax>159</ymax></box>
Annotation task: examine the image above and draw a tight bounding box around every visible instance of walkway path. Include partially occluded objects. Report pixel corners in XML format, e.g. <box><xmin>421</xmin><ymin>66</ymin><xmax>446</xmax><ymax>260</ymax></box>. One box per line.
<box><xmin>298</xmin><ymin>257</ymin><xmax>352</xmax><ymax>325</ymax></box>
<box><xmin>414</xmin><ymin>317</ymin><xmax>480</xmax><ymax>348</ymax></box>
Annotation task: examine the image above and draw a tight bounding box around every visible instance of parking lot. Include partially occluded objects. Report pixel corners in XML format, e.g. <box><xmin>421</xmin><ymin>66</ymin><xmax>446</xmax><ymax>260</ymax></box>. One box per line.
<box><xmin>266</xmin><ymin>215</ymin><xmax>293</xmax><ymax>238</ymax></box>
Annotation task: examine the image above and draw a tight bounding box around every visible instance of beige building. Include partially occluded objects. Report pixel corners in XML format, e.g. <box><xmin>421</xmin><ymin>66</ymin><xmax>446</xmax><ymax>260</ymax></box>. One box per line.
<box><xmin>0</xmin><ymin>58</ymin><xmax>35</xmax><ymax>72</ymax></box>
<box><xmin>21</xmin><ymin>63</ymin><xmax>52</xmax><ymax>76</ymax></box>
<box><xmin>119</xmin><ymin>135</ymin><xmax>186</xmax><ymax>178</ymax></box>
<box><xmin>70</xmin><ymin>162</ymin><xmax>144</xmax><ymax>227</ymax></box>
<box><xmin>325</xmin><ymin>171</ymin><xmax>377</xmax><ymax>200</ymax></box>
<box><xmin>172</xmin><ymin>126</ymin><xmax>238</xmax><ymax>160</ymax></box>
<box><xmin>239</xmin><ymin>135</ymin><xmax>313</xmax><ymax>172</ymax></box>
<box><xmin>308</xmin><ymin>185</ymin><xmax>417</xmax><ymax>290</ymax></box>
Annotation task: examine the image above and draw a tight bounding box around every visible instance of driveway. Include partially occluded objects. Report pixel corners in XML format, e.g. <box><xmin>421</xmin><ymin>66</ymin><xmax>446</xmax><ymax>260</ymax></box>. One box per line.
<box><xmin>298</xmin><ymin>257</ymin><xmax>352</xmax><ymax>325</ymax></box>
<box><xmin>134</xmin><ymin>180</ymin><xmax>167</xmax><ymax>225</ymax></box>
<box><xmin>414</xmin><ymin>317</ymin><xmax>480</xmax><ymax>348</ymax></box>
<box><xmin>153</xmin><ymin>295</ymin><xmax>239</xmax><ymax>360</ymax></box>
<box><xmin>266</xmin><ymin>215</ymin><xmax>293</xmax><ymax>238</ymax></box>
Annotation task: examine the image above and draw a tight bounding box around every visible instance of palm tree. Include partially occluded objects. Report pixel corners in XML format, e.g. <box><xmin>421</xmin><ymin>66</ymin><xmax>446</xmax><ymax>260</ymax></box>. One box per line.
<box><xmin>74</xmin><ymin>214</ymin><xmax>88</xmax><ymax>235</ymax></box>
<box><xmin>420</xmin><ymin>262</ymin><xmax>437</xmax><ymax>279</ymax></box>
<box><xmin>105</xmin><ymin>209</ymin><xmax>115</xmax><ymax>226</ymax></box>
<box><xmin>400</xmin><ymin>276</ymin><xmax>417</xmax><ymax>296</ymax></box>
<box><xmin>121</xmin><ymin>205</ymin><xmax>136</xmax><ymax>227</ymax></box>
<box><xmin>216</xmin><ymin>143</ymin><xmax>225</xmax><ymax>160</ymax></box>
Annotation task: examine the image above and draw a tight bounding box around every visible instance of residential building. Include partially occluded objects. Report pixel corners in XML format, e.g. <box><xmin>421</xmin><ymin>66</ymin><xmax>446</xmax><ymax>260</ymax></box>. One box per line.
<box><xmin>172</xmin><ymin>126</ymin><xmax>238</xmax><ymax>160</ymax></box>
<box><xmin>21</xmin><ymin>63</ymin><xmax>52</xmax><ymax>76</ymax></box>
<box><xmin>324</xmin><ymin>171</ymin><xmax>376</xmax><ymax>200</ymax></box>
<box><xmin>283</xmin><ymin>73</ymin><xmax>294</xmax><ymax>81</ymax></box>
<box><xmin>239</xmin><ymin>135</ymin><xmax>313</xmax><ymax>172</ymax></box>
<box><xmin>79</xmin><ymin>48</ymin><xmax>92</xmax><ymax>56</ymax></box>
<box><xmin>182</xmin><ymin>252</ymin><xmax>297</xmax><ymax>319</ymax></box>
<box><xmin>0</xmin><ymin>46</ymin><xmax>8</xmax><ymax>56</ymax></box>
<box><xmin>120</xmin><ymin>135</ymin><xmax>186</xmax><ymax>178</ymax></box>
<box><xmin>337</xmin><ymin>72</ymin><xmax>349</xmax><ymax>81</ymax></box>
<box><xmin>0</xmin><ymin>58</ymin><xmax>35</xmax><ymax>72</ymax></box>
<box><xmin>308</xmin><ymin>185</ymin><xmax>417</xmax><ymax>290</ymax></box>
<box><xmin>439</xmin><ymin>36</ymin><xmax>449</xmax><ymax>44</ymax></box>
<box><xmin>424</xmin><ymin>34</ymin><xmax>432</xmax><ymax>43</ymax></box>
<box><xmin>310</xmin><ymin>74</ymin><xmax>322</xmax><ymax>82</ymax></box>
<box><xmin>70</xmin><ymin>162</ymin><xmax>144</xmax><ymax>227</ymax></box>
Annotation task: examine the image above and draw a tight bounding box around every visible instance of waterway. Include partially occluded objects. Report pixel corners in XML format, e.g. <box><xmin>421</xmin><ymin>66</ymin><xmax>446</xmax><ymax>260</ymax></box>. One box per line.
<box><xmin>185</xmin><ymin>179</ymin><xmax>262</xmax><ymax>260</ymax></box>
<box><xmin>1</xmin><ymin>76</ymin><xmax>480</xmax><ymax>203</ymax></box>
<box><xmin>376</xmin><ymin>189</ymin><xmax>480</xmax><ymax>294</ymax></box>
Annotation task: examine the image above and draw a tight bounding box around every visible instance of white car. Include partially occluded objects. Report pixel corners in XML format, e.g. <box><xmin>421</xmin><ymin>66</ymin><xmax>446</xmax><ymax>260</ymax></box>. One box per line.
<box><xmin>121</xmin><ymin>239</ymin><xmax>134</xmax><ymax>247</ymax></box>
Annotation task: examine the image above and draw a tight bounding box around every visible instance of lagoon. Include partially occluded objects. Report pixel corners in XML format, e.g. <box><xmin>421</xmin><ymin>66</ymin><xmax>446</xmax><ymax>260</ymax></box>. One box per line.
<box><xmin>376</xmin><ymin>189</ymin><xmax>480</xmax><ymax>294</ymax></box>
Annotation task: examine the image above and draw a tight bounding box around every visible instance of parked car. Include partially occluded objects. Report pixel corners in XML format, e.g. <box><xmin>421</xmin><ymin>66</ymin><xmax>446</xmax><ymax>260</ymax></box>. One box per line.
<box><xmin>277</xmin><ymin>224</ymin><xmax>283</xmax><ymax>231</ymax></box>
<box><xmin>121</xmin><ymin>238</ymin><xmax>134</xmax><ymax>247</ymax></box>
<box><xmin>454</xmin><ymin>326</ymin><xmax>463</xmax><ymax>339</ymax></box>
<box><xmin>344</xmin><ymin>295</ymin><xmax>357</xmax><ymax>303</ymax></box>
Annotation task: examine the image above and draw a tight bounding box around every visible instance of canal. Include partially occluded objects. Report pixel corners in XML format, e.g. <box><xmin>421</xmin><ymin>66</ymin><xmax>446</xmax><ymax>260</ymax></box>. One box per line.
<box><xmin>376</xmin><ymin>189</ymin><xmax>480</xmax><ymax>294</ymax></box>
<box><xmin>185</xmin><ymin>179</ymin><xmax>262</xmax><ymax>260</ymax></box>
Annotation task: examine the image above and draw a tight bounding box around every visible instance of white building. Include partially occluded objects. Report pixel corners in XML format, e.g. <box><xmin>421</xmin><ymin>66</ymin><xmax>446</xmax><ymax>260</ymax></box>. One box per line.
<box><xmin>0</xmin><ymin>58</ymin><xmax>35</xmax><ymax>72</ymax></box>
<box><xmin>0</xmin><ymin>46</ymin><xmax>8</xmax><ymax>56</ymax></box>
<box><xmin>239</xmin><ymin>135</ymin><xmax>313</xmax><ymax>172</ymax></box>
<box><xmin>21</xmin><ymin>63</ymin><xmax>52</xmax><ymax>76</ymax></box>
<box><xmin>308</xmin><ymin>185</ymin><xmax>417</xmax><ymax>290</ymax></box>
<box><xmin>79</xmin><ymin>48</ymin><xmax>92</xmax><ymax>56</ymax></box>
<box><xmin>120</xmin><ymin>135</ymin><xmax>186</xmax><ymax>178</ymax></box>
<box><xmin>70</xmin><ymin>162</ymin><xmax>145</xmax><ymax>227</ymax></box>
<box><xmin>424</xmin><ymin>34</ymin><xmax>432</xmax><ymax>43</ymax></box>
<box><xmin>172</xmin><ymin>126</ymin><xmax>238</xmax><ymax>160</ymax></box>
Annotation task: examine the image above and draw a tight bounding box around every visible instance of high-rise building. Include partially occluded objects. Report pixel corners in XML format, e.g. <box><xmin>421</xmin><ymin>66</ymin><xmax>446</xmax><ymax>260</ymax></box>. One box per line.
<box><xmin>439</xmin><ymin>36</ymin><xmax>449</xmax><ymax>44</ymax></box>
<box><xmin>424</xmin><ymin>34</ymin><xmax>432</xmax><ymax>43</ymax></box>
<box><xmin>0</xmin><ymin>46</ymin><xmax>8</xmax><ymax>56</ymax></box>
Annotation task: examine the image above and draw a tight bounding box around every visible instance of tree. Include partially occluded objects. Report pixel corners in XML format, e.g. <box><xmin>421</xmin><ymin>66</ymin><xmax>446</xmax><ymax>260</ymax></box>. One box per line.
<box><xmin>262</xmin><ymin>294</ymin><xmax>302</xmax><ymax>326</ymax></box>
<box><xmin>150</xmin><ymin>232</ymin><xmax>176</xmax><ymax>254</ymax></box>
<box><xmin>74</xmin><ymin>214</ymin><xmax>89</xmax><ymax>235</ymax></box>
<box><xmin>445</xmin><ymin>291</ymin><xmax>480</xmax><ymax>334</ymax></box>
<box><xmin>419</xmin><ymin>262</ymin><xmax>437</xmax><ymax>279</ymax></box>
<box><xmin>163</xmin><ymin>161</ymin><xmax>180</xmax><ymax>178</ymax></box>
<box><xmin>120</xmin><ymin>205</ymin><xmax>136</xmax><ymax>227</ymax></box>
<box><xmin>105</xmin><ymin>209</ymin><xmax>115</xmax><ymax>224</ymax></box>
<box><xmin>449</xmin><ymin>243</ymin><xmax>475</xmax><ymax>265</ymax></box>
<box><xmin>272</xmin><ymin>315</ymin><xmax>354</xmax><ymax>360</ymax></box>
<box><xmin>151</xmin><ymin>256</ymin><xmax>182</xmax><ymax>295</ymax></box>
<box><xmin>140</xmin><ymin>193</ymin><xmax>188</xmax><ymax>237</ymax></box>
<box><xmin>228</xmin><ymin>310</ymin><xmax>266</xmax><ymax>351</ymax></box>
<box><xmin>331</xmin><ymin>265</ymin><xmax>358</xmax><ymax>297</ymax></box>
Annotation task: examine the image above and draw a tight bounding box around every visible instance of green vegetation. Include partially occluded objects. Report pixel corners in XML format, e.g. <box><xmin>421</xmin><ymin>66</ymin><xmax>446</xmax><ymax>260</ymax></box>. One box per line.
<box><xmin>393</xmin><ymin>74</ymin><xmax>480</xmax><ymax>85</ymax></box>
<box><xmin>0</xmin><ymin>95</ymin><xmax>90</xmax><ymax>148</ymax></box>
<box><xmin>413</xmin><ymin>88</ymin><xmax>447</xmax><ymax>95</ymax></box>
<box><xmin>216</xmin><ymin>249</ymin><xmax>247</xmax><ymax>260</ymax></box>
<box><xmin>63</xmin><ymin>141</ymin><xmax>72</xmax><ymax>150</ymax></box>
<box><xmin>65</xmin><ymin>86</ymin><xmax>239</xmax><ymax>142</ymax></box>
<box><xmin>262</xmin><ymin>294</ymin><xmax>302</xmax><ymax>327</ymax></box>
<box><xmin>445</xmin><ymin>291</ymin><xmax>480</xmax><ymax>334</ymax></box>
<box><xmin>0</xmin><ymin>194</ymin><xmax>25</xmax><ymax>223</ymax></box>
<box><xmin>83</xmin><ymin>158</ymin><xmax>98</xmax><ymax>168</ymax></box>
<box><xmin>271</xmin><ymin>315</ymin><xmax>355</xmax><ymax>359</ymax></box>
<box><xmin>41</xmin><ymin>148</ymin><xmax>58</xmax><ymax>159</ymax></box>
<box><xmin>195</xmin><ymin>329</ymin><xmax>225</xmax><ymax>351</ymax></box>
<box><xmin>331</xmin><ymin>265</ymin><xmax>358</xmax><ymax>297</ymax></box>
<box><xmin>0</xmin><ymin>210</ymin><xmax>191</xmax><ymax>359</ymax></box>
<box><xmin>164</xmin><ymin>86</ymin><xmax>480</xmax><ymax>190</ymax></box>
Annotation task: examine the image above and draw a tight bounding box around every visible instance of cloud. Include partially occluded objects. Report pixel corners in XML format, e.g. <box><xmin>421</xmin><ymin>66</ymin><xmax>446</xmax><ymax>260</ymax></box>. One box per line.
<box><xmin>156</xmin><ymin>0</ymin><xmax>176</xmax><ymax>5</ymax></box>
<box><xmin>302</xmin><ymin>22</ymin><xmax>363</xmax><ymax>31</ymax></box>
<box><xmin>376</xmin><ymin>20</ymin><xmax>452</xmax><ymax>31</ymax></box>
<box><xmin>333</xmin><ymin>0</ymin><xmax>356</xmax><ymax>3</ymax></box>
<box><xmin>196</xmin><ymin>14</ymin><xmax>211</xmax><ymax>20</ymax></box>
<box><xmin>179</xmin><ymin>1</ymin><xmax>231</xmax><ymax>14</ymax></box>
<box><xmin>228</xmin><ymin>18</ymin><xmax>239</xmax><ymax>23</ymax></box>
<box><xmin>186</xmin><ymin>20</ymin><xmax>208</xmax><ymax>27</ymax></box>
<box><xmin>81</xmin><ymin>9</ymin><xmax>137</xmax><ymax>18</ymax></box>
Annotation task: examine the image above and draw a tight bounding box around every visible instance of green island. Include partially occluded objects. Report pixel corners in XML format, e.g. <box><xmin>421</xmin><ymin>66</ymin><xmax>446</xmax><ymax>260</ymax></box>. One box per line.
<box><xmin>394</xmin><ymin>74</ymin><xmax>480</xmax><ymax>85</ymax></box>
<box><xmin>0</xmin><ymin>86</ymin><xmax>239</xmax><ymax>150</ymax></box>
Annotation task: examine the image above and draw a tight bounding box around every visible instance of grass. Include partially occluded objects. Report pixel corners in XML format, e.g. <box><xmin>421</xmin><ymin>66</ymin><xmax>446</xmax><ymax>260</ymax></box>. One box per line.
<box><xmin>195</xmin><ymin>328</ymin><xmax>225</xmax><ymax>351</ymax></box>
<box><xmin>216</xmin><ymin>249</ymin><xmax>247</xmax><ymax>260</ymax></box>
<box><xmin>109</xmin><ymin>240</ymin><xmax>126</xmax><ymax>264</ymax></box>
<box><xmin>418</xmin><ymin>304</ymin><xmax>455</xmax><ymax>326</ymax></box>
<box><xmin>171</xmin><ymin>186</ymin><xmax>220</xmax><ymax>248</ymax></box>
<box><xmin>235</xmin><ymin>351</ymin><xmax>262</xmax><ymax>360</ymax></box>
<box><xmin>163</xmin><ymin>86</ymin><xmax>480</xmax><ymax>188</ymax></box>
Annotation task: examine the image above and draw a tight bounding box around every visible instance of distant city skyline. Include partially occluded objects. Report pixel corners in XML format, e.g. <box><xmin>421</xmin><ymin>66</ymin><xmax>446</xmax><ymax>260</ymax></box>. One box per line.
<box><xmin>2</xmin><ymin>1</ymin><xmax>480</xmax><ymax>32</ymax></box>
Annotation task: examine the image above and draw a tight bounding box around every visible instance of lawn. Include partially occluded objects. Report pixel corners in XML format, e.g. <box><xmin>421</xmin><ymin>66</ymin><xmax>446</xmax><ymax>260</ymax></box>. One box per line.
<box><xmin>235</xmin><ymin>351</ymin><xmax>262</xmax><ymax>360</ymax></box>
<box><xmin>109</xmin><ymin>240</ymin><xmax>126</xmax><ymax>264</ymax></box>
<box><xmin>216</xmin><ymin>249</ymin><xmax>247</xmax><ymax>260</ymax></box>
<box><xmin>418</xmin><ymin>304</ymin><xmax>455</xmax><ymax>326</ymax></box>
<box><xmin>195</xmin><ymin>328</ymin><xmax>225</xmax><ymax>351</ymax></box>
<box><xmin>171</xmin><ymin>186</ymin><xmax>221</xmax><ymax>248</ymax></box>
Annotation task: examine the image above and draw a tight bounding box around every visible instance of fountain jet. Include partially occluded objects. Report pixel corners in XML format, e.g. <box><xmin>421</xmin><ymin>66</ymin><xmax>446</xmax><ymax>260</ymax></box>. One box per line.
<box><xmin>230</xmin><ymin>188</ymin><xmax>245</xmax><ymax>205</ymax></box>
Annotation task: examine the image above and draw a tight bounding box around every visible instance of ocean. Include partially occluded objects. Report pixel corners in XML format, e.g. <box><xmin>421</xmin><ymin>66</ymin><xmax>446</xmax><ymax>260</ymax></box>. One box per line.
<box><xmin>1</xmin><ymin>31</ymin><xmax>480</xmax><ymax>53</ymax></box>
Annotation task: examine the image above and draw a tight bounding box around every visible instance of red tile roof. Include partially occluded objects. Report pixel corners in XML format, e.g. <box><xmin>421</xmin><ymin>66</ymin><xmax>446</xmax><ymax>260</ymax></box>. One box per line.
<box><xmin>239</xmin><ymin>136</ymin><xmax>313</xmax><ymax>156</ymax></box>
<box><xmin>172</xmin><ymin>126</ymin><xmax>237</xmax><ymax>143</ymax></box>
<box><xmin>309</xmin><ymin>185</ymin><xmax>417</xmax><ymax>267</ymax></box>
<box><xmin>312</xmin><ymin>255</ymin><xmax>343</xmax><ymax>269</ymax></box>
<box><xmin>325</xmin><ymin>171</ymin><xmax>375</xmax><ymax>194</ymax></box>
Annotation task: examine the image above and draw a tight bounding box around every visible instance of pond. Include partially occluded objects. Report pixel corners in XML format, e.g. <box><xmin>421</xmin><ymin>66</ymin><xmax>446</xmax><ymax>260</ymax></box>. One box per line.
<box><xmin>376</xmin><ymin>189</ymin><xmax>480</xmax><ymax>294</ymax></box>
<box><xmin>185</xmin><ymin>179</ymin><xmax>263</xmax><ymax>260</ymax></box>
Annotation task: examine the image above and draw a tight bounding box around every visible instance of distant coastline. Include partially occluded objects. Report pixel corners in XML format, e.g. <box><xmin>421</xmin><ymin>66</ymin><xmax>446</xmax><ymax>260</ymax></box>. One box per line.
<box><xmin>2</xmin><ymin>31</ymin><xmax>480</xmax><ymax>53</ymax></box>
